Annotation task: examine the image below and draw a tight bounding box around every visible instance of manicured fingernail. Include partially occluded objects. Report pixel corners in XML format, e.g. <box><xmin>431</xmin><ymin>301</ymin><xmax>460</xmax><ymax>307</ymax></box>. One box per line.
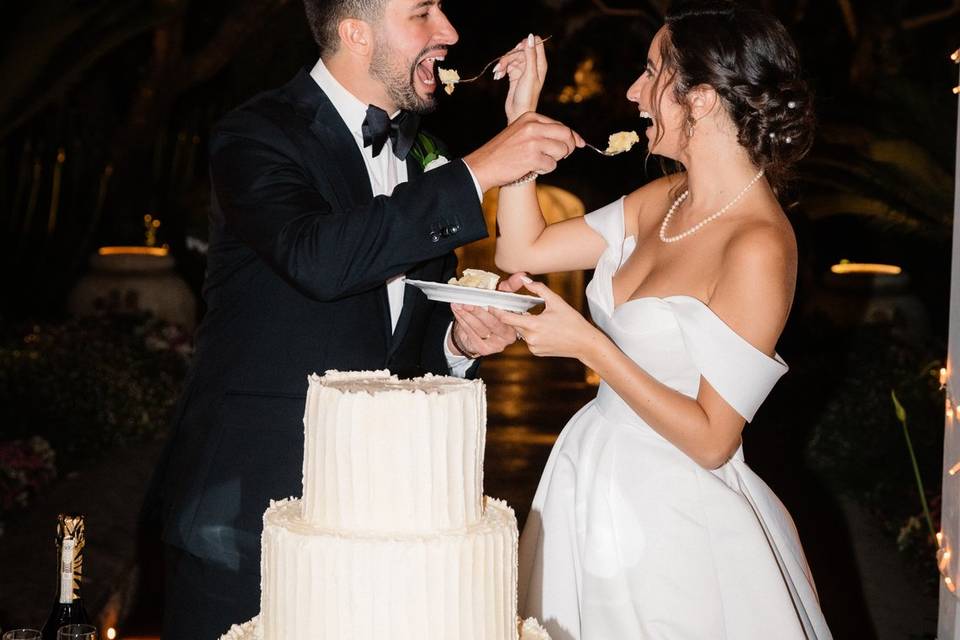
<box><xmin>493</xmin><ymin>62</ymin><xmax>501</xmax><ymax>74</ymax></box>
<box><xmin>528</xmin><ymin>33</ymin><xmax>535</xmax><ymax>47</ymax></box>
<box><xmin>493</xmin><ymin>70</ymin><xmax>504</xmax><ymax>80</ymax></box>
<box><xmin>521</xmin><ymin>276</ymin><xmax>533</xmax><ymax>284</ymax></box>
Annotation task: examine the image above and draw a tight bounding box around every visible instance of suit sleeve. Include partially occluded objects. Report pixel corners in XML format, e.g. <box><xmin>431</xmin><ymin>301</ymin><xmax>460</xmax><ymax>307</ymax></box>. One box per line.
<box><xmin>209</xmin><ymin>112</ymin><xmax>487</xmax><ymax>301</ymax></box>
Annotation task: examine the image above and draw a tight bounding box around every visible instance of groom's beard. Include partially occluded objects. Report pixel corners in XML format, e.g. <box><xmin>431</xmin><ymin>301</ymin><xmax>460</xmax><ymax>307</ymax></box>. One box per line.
<box><xmin>370</xmin><ymin>38</ymin><xmax>437</xmax><ymax>115</ymax></box>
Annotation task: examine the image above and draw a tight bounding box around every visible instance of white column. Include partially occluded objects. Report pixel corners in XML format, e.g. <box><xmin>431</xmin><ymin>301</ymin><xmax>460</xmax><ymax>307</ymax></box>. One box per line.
<box><xmin>937</xmin><ymin>57</ymin><xmax>960</xmax><ymax>638</ymax></box>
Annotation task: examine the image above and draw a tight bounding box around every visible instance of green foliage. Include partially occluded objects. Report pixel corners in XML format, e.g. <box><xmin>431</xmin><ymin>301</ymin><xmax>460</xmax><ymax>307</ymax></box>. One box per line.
<box><xmin>890</xmin><ymin>389</ymin><xmax>936</xmax><ymax>541</ymax></box>
<box><xmin>0</xmin><ymin>313</ymin><xmax>190</xmax><ymax>470</ymax></box>
<box><xmin>0</xmin><ymin>1</ymin><xmax>179</xmax><ymax>140</ymax></box>
<box><xmin>800</xmin><ymin>320</ymin><xmax>945</xmax><ymax>554</ymax></box>
<box><xmin>798</xmin><ymin>77</ymin><xmax>955</xmax><ymax>245</ymax></box>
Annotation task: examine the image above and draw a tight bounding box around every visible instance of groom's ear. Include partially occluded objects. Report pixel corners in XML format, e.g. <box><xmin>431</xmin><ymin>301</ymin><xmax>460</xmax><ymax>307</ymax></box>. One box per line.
<box><xmin>337</xmin><ymin>18</ymin><xmax>374</xmax><ymax>57</ymax></box>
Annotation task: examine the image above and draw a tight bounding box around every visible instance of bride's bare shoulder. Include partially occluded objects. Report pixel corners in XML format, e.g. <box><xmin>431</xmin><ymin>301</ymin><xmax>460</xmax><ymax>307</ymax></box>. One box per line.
<box><xmin>623</xmin><ymin>173</ymin><xmax>686</xmax><ymax>237</ymax></box>
<box><xmin>715</xmin><ymin>211</ymin><xmax>798</xmax><ymax>313</ymax></box>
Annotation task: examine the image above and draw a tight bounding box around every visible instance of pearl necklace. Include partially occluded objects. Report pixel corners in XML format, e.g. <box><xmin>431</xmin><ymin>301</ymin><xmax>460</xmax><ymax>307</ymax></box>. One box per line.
<box><xmin>658</xmin><ymin>169</ymin><xmax>765</xmax><ymax>243</ymax></box>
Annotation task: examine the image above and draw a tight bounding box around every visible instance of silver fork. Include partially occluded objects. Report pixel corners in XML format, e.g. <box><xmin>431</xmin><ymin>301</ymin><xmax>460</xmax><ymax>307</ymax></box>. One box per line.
<box><xmin>507</xmin><ymin>139</ymin><xmax>633</xmax><ymax>186</ymax></box>
<box><xmin>583</xmin><ymin>143</ymin><xmax>618</xmax><ymax>156</ymax></box>
<box><xmin>453</xmin><ymin>35</ymin><xmax>554</xmax><ymax>85</ymax></box>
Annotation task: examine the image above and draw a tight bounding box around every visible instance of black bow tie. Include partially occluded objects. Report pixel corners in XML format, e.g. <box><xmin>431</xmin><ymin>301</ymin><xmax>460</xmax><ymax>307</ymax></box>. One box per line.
<box><xmin>362</xmin><ymin>105</ymin><xmax>420</xmax><ymax>160</ymax></box>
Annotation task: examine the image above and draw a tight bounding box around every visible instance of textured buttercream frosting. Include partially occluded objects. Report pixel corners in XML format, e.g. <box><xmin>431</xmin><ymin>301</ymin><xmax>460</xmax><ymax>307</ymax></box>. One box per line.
<box><xmin>219</xmin><ymin>370</ymin><xmax>551</xmax><ymax>640</ymax></box>
<box><xmin>261</xmin><ymin>497</ymin><xmax>518</xmax><ymax>640</ymax></box>
<box><xmin>302</xmin><ymin>370</ymin><xmax>486</xmax><ymax>532</ymax></box>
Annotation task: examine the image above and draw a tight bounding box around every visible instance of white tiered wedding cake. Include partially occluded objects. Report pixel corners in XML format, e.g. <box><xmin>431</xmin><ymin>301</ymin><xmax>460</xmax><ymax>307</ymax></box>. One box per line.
<box><xmin>220</xmin><ymin>370</ymin><xmax>550</xmax><ymax>640</ymax></box>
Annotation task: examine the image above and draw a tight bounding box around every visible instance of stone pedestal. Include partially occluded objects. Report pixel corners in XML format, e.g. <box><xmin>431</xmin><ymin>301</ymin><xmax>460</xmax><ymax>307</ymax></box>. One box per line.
<box><xmin>68</xmin><ymin>249</ymin><xmax>197</xmax><ymax>330</ymax></box>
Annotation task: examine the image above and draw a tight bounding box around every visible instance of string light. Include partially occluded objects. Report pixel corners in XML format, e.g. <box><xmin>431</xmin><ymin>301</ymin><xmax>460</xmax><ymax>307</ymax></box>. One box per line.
<box><xmin>952</xmin><ymin>48</ymin><xmax>960</xmax><ymax>63</ymax></box>
<box><xmin>938</xmin><ymin>358</ymin><xmax>956</xmax><ymax>595</ymax></box>
<box><xmin>97</xmin><ymin>246</ymin><xmax>169</xmax><ymax>257</ymax></box>
<box><xmin>830</xmin><ymin>261</ymin><xmax>902</xmax><ymax>275</ymax></box>
<box><xmin>106</xmin><ymin>629</ymin><xmax>117</xmax><ymax>640</ymax></box>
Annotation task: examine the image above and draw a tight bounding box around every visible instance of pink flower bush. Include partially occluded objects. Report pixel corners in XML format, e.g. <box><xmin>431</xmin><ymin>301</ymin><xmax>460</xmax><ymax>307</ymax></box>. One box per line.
<box><xmin>0</xmin><ymin>436</ymin><xmax>56</xmax><ymax>512</ymax></box>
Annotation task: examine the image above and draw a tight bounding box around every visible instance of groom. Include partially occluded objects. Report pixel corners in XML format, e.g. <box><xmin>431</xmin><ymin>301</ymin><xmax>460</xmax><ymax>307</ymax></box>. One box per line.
<box><xmin>155</xmin><ymin>0</ymin><xmax>581</xmax><ymax>637</ymax></box>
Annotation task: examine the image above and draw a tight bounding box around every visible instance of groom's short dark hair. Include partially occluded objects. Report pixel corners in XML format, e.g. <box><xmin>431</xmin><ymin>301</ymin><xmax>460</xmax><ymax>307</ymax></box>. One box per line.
<box><xmin>304</xmin><ymin>0</ymin><xmax>389</xmax><ymax>57</ymax></box>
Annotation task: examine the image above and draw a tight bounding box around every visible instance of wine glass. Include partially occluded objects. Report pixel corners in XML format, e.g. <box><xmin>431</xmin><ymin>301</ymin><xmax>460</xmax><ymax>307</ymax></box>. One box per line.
<box><xmin>57</xmin><ymin>625</ymin><xmax>97</xmax><ymax>640</ymax></box>
<box><xmin>2</xmin><ymin>631</ymin><xmax>42</xmax><ymax>640</ymax></box>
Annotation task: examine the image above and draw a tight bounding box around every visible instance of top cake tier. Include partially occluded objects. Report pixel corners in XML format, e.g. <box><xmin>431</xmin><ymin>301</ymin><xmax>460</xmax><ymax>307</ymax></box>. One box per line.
<box><xmin>302</xmin><ymin>371</ymin><xmax>487</xmax><ymax>532</ymax></box>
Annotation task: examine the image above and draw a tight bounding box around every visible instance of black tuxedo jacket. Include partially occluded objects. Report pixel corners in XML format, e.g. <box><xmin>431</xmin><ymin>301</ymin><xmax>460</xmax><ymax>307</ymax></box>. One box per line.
<box><xmin>157</xmin><ymin>68</ymin><xmax>487</xmax><ymax>571</ymax></box>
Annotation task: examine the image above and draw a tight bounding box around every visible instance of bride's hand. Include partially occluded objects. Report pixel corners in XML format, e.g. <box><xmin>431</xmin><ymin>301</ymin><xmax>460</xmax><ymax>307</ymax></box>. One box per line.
<box><xmin>489</xmin><ymin>277</ymin><xmax>603</xmax><ymax>360</ymax></box>
<box><xmin>498</xmin><ymin>34</ymin><xmax>547</xmax><ymax>124</ymax></box>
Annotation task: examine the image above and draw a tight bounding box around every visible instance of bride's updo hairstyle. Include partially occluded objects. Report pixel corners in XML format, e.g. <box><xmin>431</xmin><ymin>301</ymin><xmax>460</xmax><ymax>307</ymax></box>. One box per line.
<box><xmin>655</xmin><ymin>0</ymin><xmax>815</xmax><ymax>192</ymax></box>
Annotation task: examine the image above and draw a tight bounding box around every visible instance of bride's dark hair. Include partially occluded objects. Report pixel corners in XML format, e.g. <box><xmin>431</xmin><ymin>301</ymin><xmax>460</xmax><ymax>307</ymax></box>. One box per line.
<box><xmin>651</xmin><ymin>0</ymin><xmax>815</xmax><ymax>193</ymax></box>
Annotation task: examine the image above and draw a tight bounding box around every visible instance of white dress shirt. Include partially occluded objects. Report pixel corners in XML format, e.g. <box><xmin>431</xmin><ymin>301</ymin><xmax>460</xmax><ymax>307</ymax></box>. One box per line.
<box><xmin>309</xmin><ymin>59</ymin><xmax>477</xmax><ymax>376</ymax></box>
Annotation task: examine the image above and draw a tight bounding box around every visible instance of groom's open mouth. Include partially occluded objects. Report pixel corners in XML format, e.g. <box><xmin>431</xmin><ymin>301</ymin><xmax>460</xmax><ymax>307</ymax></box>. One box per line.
<box><xmin>414</xmin><ymin>51</ymin><xmax>447</xmax><ymax>90</ymax></box>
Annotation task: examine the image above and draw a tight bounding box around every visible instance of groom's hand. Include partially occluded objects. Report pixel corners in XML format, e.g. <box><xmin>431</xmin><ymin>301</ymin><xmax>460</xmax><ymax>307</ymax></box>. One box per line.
<box><xmin>449</xmin><ymin>303</ymin><xmax>519</xmax><ymax>358</ymax></box>
<box><xmin>463</xmin><ymin>112</ymin><xmax>584</xmax><ymax>192</ymax></box>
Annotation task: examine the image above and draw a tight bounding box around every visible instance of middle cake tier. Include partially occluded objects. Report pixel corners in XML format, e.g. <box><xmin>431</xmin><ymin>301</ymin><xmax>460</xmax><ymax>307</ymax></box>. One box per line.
<box><xmin>302</xmin><ymin>371</ymin><xmax>486</xmax><ymax>531</ymax></box>
<box><xmin>261</xmin><ymin>497</ymin><xmax>519</xmax><ymax>640</ymax></box>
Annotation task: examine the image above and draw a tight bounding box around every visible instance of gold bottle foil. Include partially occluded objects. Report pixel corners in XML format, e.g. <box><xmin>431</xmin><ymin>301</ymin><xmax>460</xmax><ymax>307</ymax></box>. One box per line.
<box><xmin>56</xmin><ymin>514</ymin><xmax>85</xmax><ymax>604</ymax></box>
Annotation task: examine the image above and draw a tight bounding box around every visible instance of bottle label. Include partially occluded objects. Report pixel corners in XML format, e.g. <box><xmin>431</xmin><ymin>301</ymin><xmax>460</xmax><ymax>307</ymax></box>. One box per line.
<box><xmin>59</xmin><ymin>538</ymin><xmax>76</xmax><ymax>604</ymax></box>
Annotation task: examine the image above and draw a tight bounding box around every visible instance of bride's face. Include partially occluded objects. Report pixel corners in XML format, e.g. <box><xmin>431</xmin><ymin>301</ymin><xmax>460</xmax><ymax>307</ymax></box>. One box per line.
<box><xmin>626</xmin><ymin>27</ymin><xmax>686</xmax><ymax>160</ymax></box>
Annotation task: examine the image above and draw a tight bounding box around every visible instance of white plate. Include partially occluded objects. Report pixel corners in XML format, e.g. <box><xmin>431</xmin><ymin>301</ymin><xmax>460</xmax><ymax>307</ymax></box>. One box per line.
<box><xmin>405</xmin><ymin>279</ymin><xmax>544</xmax><ymax>312</ymax></box>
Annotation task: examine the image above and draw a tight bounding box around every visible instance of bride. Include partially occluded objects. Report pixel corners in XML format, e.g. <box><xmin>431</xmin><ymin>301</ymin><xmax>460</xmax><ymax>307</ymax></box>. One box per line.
<box><xmin>457</xmin><ymin>1</ymin><xmax>832</xmax><ymax>638</ymax></box>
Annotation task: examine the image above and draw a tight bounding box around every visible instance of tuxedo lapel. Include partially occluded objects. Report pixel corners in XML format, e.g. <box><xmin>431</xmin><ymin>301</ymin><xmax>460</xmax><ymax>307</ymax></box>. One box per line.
<box><xmin>388</xmin><ymin>277</ymin><xmax>418</xmax><ymax>360</ymax></box>
<box><xmin>288</xmin><ymin>69</ymin><xmax>392</xmax><ymax>345</ymax></box>
<box><xmin>298</xmin><ymin>89</ymin><xmax>373</xmax><ymax>206</ymax></box>
<box><xmin>384</xmin><ymin>153</ymin><xmax>429</xmax><ymax>356</ymax></box>
<box><xmin>407</xmin><ymin>154</ymin><xmax>424</xmax><ymax>181</ymax></box>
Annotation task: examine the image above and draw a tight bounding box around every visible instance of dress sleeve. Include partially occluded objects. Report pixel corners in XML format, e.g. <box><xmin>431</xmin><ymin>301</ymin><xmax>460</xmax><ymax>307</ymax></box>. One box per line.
<box><xmin>668</xmin><ymin>297</ymin><xmax>788</xmax><ymax>422</ymax></box>
<box><xmin>582</xmin><ymin>198</ymin><xmax>626</xmax><ymax>248</ymax></box>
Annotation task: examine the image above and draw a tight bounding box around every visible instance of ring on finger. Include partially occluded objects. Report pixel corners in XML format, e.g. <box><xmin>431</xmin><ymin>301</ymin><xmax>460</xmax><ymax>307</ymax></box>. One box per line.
<box><xmin>516</xmin><ymin>331</ymin><xmax>525</xmax><ymax>342</ymax></box>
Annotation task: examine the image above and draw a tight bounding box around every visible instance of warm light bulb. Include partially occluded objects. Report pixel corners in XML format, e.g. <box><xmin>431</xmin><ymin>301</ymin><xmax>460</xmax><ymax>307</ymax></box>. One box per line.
<box><xmin>830</xmin><ymin>261</ymin><xmax>902</xmax><ymax>275</ymax></box>
<box><xmin>948</xmin><ymin>460</ymin><xmax>960</xmax><ymax>476</ymax></box>
<box><xmin>953</xmin><ymin>48</ymin><xmax>960</xmax><ymax>63</ymax></box>
<box><xmin>106</xmin><ymin>629</ymin><xmax>117</xmax><ymax>640</ymax></box>
<box><xmin>939</xmin><ymin>532</ymin><xmax>945</xmax><ymax>545</ymax></box>
<box><xmin>947</xmin><ymin>576</ymin><xmax>956</xmax><ymax>592</ymax></box>
<box><xmin>943</xmin><ymin>368</ymin><xmax>949</xmax><ymax>386</ymax></box>
<box><xmin>97</xmin><ymin>246</ymin><xmax>169</xmax><ymax>257</ymax></box>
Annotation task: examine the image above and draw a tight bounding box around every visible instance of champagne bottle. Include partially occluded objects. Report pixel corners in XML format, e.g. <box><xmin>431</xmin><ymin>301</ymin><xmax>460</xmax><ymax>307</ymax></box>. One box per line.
<box><xmin>41</xmin><ymin>514</ymin><xmax>91</xmax><ymax>640</ymax></box>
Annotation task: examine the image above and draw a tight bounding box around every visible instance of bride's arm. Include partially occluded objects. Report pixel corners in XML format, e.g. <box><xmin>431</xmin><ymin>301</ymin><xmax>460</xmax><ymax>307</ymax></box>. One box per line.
<box><xmin>495</xmin><ymin>188</ymin><xmax>603</xmax><ymax>275</ymax></box>
<box><xmin>495</xmin><ymin>225</ymin><xmax>794</xmax><ymax>469</ymax></box>
<box><xmin>493</xmin><ymin>35</ymin><xmax>603</xmax><ymax>275</ymax></box>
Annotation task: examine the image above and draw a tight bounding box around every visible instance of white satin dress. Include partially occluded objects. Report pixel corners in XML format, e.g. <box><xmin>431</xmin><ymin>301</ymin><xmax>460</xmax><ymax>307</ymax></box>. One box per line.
<box><xmin>517</xmin><ymin>199</ymin><xmax>832</xmax><ymax>640</ymax></box>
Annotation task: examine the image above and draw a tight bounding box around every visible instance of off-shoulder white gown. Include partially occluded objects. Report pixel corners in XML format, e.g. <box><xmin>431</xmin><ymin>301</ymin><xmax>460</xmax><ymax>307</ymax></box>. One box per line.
<box><xmin>517</xmin><ymin>199</ymin><xmax>832</xmax><ymax>640</ymax></box>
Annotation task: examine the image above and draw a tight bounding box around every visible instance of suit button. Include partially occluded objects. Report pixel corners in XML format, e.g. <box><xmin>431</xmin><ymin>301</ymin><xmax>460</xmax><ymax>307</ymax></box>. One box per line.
<box><xmin>449</xmin><ymin>224</ymin><xmax>460</xmax><ymax>234</ymax></box>
<box><xmin>429</xmin><ymin>231</ymin><xmax>441</xmax><ymax>242</ymax></box>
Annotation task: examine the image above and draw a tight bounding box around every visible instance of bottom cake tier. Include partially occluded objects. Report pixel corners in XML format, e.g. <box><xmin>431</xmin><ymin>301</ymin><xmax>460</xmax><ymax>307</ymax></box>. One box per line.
<box><xmin>252</xmin><ymin>496</ymin><xmax>519</xmax><ymax>640</ymax></box>
<box><xmin>220</xmin><ymin>615</ymin><xmax>553</xmax><ymax>640</ymax></box>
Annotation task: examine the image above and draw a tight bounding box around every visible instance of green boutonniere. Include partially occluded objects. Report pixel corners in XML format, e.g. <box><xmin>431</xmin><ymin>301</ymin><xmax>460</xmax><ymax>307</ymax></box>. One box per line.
<box><xmin>410</xmin><ymin>133</ymin><xmax>442</xmax><ymax>170</ymax></box>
